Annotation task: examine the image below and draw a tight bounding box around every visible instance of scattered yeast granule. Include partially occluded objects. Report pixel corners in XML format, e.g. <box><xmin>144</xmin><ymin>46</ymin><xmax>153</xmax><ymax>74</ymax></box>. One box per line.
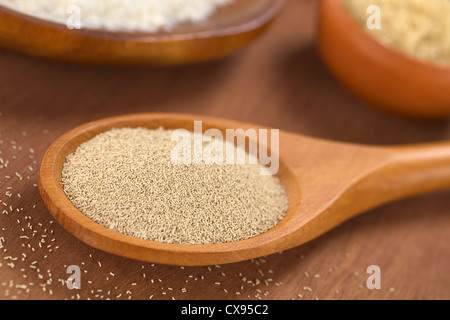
<box><xmin>0</xmin><ymin>0</ymin><xmax>233</xmax><ymax>32</ymax></box>
<box><xmin>61</xmin><ymin>127</ymin><xmax>288</xmax><ymax>244</ymax></box>
<box><xmin>344</xmin><ymin>0</ymin><xmax>450</xmax><ymax>64</ymax></box>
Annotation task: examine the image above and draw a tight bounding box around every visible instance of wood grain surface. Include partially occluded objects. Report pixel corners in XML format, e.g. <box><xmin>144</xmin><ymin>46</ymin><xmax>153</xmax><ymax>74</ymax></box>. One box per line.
<box><xmin>0</xmin><ymin>0</ymin><xmax>449</xmax><ymax>300</ymax></box>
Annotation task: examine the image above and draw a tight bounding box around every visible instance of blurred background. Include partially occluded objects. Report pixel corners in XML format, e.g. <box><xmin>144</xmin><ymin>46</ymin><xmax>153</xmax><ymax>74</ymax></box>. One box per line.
<box><xmin>0</xmin><ymin>0</ymin><xmax>449</xmax><ymax>300</ymax></box>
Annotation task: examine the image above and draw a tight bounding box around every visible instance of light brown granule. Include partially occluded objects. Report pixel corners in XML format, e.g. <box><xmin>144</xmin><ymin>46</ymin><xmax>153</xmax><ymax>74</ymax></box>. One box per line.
<box><xmin>61</xmin><ymin>127</ymin><xmax>288</xmax><ymax>244</ymax></box>
<box><xmin>344</xmin><ymin>0</ymin><xmax>450</xmax><ymax>65</ymax></box>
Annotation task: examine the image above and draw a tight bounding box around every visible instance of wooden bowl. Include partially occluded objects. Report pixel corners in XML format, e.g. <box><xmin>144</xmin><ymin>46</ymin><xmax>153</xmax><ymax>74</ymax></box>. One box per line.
<box><xmin>0</xmin><ymin>0</ymin><xmax>283</xmax><ymax>66</ymax></box>
<box><xmin>318</xmin><ymin>0</ymin><xmax>450</xmax><ymax>118</ymax></box>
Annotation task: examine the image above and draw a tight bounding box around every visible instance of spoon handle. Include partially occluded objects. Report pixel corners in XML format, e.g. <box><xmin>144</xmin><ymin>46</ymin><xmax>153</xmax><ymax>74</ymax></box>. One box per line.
<box><xmin>353</xmin><ymin>142</ymin><xmax>450</xmax><ymax>209</ymax></box>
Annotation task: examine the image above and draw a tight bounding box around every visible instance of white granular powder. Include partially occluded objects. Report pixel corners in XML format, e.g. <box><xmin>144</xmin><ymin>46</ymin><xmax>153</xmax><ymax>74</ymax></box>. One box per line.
<box><xmin>0</xmin><ymin>0</ymin><xmax>233</xmax><ymax>32</ymax></box>
<box><xmin>61</xmin><ymin>128</ymin><xmax>288</xmax><ymax>244</ymax></box>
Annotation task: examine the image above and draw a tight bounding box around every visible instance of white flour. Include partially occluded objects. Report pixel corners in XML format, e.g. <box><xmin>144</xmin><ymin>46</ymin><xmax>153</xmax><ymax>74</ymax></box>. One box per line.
<box><xmin>0</xmin><ymin>0</ymin><xmax>233</xmax><ymax>32</ymax></box>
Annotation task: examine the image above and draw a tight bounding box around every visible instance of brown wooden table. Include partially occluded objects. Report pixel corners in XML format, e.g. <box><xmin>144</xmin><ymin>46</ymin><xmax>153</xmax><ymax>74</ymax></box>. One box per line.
<box><xmin>0</xmin><ymin>0</ymin><xmax>449</xmax><ymax>300</ymax></box>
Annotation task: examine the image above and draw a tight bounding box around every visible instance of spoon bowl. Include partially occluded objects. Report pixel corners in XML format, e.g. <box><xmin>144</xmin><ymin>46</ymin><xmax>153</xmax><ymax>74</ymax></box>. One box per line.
<box><xmin>0</xmin><ymin>0</ymin><xmax>283</xmax><ymax>66</ymax></box>
<box><xmin>38</xmin><ymin>113</ymin><xmax>450</xmax><ymax>265</ymax></box>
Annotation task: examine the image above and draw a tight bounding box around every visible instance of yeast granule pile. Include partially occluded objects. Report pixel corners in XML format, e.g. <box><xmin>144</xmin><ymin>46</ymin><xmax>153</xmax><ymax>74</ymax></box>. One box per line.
<box><xmin>344</xmin><ymin>0</ymin><xmax>450</xmax><ymax>65</ymax></box>
<box><xmin>61</xmin><ymin>128</ymin><xmax>288</xmax><ymax>244</ymax></box>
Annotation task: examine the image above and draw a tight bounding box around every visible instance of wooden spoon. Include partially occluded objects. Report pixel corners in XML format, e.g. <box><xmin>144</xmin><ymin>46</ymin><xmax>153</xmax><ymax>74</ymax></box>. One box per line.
<box><xmin>0</xmin><ymin>0</ymin><xmax>283</xmax><ymax>66</ymax></box>
<box><xmin>38</xmin><ymin>113</ymin><xmax>450</xmax><ymax>266</ymax></box>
